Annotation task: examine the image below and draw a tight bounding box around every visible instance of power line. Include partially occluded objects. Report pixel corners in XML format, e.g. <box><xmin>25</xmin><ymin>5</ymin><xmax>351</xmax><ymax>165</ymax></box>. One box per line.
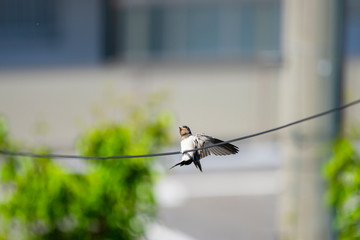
<box><xmin>184</xmin><ymin>98</ymin><xmax>360</xmax><ymax>153</ymax></box>
<box><xmin>0</xmin><ymin>98</ymin><xmax>360</xmax><ymax>160</ymax></box>
<box><xmin>0</xmin><ymin>149</ymin><xmax>181</xmax><ymax>160</ymax></box>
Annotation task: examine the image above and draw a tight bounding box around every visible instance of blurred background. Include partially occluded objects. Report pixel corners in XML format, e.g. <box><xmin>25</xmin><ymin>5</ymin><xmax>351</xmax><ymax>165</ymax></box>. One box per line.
<box><xmin>0</xmin><ymin>0</ymin><xmax>360</xmax><ymax>239</ymax></box>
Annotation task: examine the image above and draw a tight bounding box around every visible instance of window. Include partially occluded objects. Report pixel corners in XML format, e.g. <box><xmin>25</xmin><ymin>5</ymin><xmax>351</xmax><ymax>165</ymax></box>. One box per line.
<box><xmin>0</xmin><ymin>0</ymin><xmax>57</xmax><ymax>42</ymax></box>
<box><xmin>116</xmin><ymin>0</ymin><xmax>281</xmax><ymax>62</ymax></box>
<box><xmin>347</xmin><ymin>0</ymin><xmax>360</xmax><ymax>56</ymax></box>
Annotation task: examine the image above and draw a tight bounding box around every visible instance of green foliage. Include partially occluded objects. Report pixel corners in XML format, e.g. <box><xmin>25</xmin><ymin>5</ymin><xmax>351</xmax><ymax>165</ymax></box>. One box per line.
<box><xmin>0</xmin><ymin>110</ymin><xmax>172</xmax><ymax>240</ymax></box>
<box><xmin>323</xmin><ymin>139</ymin><xmax>360</xmax><ymax>239</ymax></box>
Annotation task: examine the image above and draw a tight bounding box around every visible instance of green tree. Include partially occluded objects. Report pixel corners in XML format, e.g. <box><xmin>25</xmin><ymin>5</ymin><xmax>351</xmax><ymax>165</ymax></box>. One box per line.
<box><xmin>0</xmin><ymin>108</ymin><xmax>172</xmax><ymax>240</ymax></box>
<box><xmin>323</xmin><ymin>139</ymin><xmax>360</xmax><ymax>239</ymax></box>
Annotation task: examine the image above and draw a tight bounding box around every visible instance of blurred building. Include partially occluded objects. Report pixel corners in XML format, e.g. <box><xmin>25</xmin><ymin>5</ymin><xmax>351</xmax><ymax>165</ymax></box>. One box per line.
<box><xmin>0</xmin><ymin>0</ymin><xmax>282</xmax><ymax>66</ymax></box>
<box><xmin>0</xmin><ymin>0</ymin><xmax>359</xmax><ymax>154</ymax></box>
<box><xmin>1</xmin><ymin>0</ymin><xmax>360</xmax><ymax>65</ymax></box>
<box><xmin>0</xmin><ymin>0</ymin><xmax>284</xmax><ymax>145</ymax></box>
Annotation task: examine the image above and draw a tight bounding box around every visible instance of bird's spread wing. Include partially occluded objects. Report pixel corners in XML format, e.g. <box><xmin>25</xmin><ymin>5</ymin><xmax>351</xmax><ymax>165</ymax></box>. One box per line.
<box><xmin>196</xmin><ymin>134</ymin><xmax>239</xmax><ymax>159</ymax></box>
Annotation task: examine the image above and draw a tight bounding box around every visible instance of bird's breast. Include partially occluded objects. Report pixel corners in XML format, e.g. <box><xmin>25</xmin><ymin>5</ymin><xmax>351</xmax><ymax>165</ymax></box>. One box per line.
<box><xmin>180</xmin><ymin>136</ymin><xmax>196</xmax><ymax>152</ymax></box>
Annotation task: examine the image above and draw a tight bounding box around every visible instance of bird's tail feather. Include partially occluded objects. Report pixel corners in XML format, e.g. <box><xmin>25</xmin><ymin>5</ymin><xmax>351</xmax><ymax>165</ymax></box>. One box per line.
<box><xmin>193</xmin><ymin>160</ymin><xmax>202</xmax><ymax>172</ymax></box>
<box><xmin>170</xmin><ymin>159</ymin><xmax>193</xmax><ymax>170</ymax></box>
<box><xmin>169</xmin><ymin>162</ymin><xmax>183</xmax><ymax>170</ymax></box>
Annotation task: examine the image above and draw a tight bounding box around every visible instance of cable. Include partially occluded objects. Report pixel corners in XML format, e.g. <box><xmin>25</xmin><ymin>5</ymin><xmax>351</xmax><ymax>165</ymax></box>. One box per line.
<box><xmin>0</xmin><ymin>98</ymin><xmax>360</xmax><ymax>159</ymax></box>
<box><xmin>0</xmin><ymin>149</ymin><xmax>181</xmax><ymax>160</ymax></box>
<box><xmin>184</xmin><ymin>98</ymin><xmax>360</xmax><ymax>153</ymax></box>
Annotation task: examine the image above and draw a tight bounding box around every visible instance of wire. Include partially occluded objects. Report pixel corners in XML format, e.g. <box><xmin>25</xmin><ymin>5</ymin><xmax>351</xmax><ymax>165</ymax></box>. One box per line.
<box><xmin>0</xmin><ymin>150</ymin><xmax>181</xmax><ymax>160</ymax></box>
<box><xmin>0</xmin><ymin>99</ymin><xmax>360</xmax><ymax>159</ymax></box>
<box><xmin>184</xmin><ymin>98</ymin><xmax>360</xmax><ymax>153</ymax></box>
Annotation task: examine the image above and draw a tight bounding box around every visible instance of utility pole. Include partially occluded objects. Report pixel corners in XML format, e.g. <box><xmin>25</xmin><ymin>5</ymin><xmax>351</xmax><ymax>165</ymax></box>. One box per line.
<box><xmin>279</xmin><ymin>0</ymin><xmax>345</xmax><ymax>239</ymax></box>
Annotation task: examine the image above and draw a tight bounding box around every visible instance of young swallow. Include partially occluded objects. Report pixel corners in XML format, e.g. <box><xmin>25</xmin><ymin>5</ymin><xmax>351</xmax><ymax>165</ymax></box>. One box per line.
<box><xmin>170</xmin><ymin>126</ymin><xmax>239</xmax><ymax>172</ymax></box>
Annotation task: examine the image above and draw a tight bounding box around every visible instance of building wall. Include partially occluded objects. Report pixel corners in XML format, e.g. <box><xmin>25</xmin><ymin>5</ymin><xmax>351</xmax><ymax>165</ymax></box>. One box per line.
<box><xmin>0</xmin><ymin>58</ymin><xmax>359</xmax><ymax>150</ymax></box>
<box><xmin>0</xmin><ymin>0</ymin><xmax>359</xmax><ymax>152</ymax></box>
<box><xmin>0</xmin><ymin>63</ymin><xmax>280</xmax><ymax>150</ymax></box>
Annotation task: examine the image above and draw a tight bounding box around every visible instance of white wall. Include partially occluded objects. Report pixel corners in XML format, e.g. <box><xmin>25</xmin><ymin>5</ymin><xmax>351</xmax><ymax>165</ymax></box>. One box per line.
<box><xmin>0</xmin><ymin>63</ymin><xmax>280</xmax><ymax>150</ymax></box>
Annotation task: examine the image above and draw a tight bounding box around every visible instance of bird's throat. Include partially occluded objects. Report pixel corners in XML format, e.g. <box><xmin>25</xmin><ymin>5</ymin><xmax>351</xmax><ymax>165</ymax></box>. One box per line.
<box><xmin>181</xmin><ymin>134</ymin><xmax>191</xmax><ymax>140</ymax></box>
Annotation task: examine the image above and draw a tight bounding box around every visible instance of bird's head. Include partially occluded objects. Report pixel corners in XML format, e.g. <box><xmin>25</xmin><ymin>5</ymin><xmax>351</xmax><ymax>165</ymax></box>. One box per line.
<box><xmin>179</xmin><ymin>126</ymin><xmax>192</xmax><ymax>136</ymax></box>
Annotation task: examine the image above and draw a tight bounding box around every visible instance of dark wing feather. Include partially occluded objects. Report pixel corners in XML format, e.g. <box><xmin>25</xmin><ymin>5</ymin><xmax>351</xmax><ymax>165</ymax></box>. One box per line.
<box><xmin>199</xmin><ymin>147</ymin><xmax>211</xmax><ymax>159</ymax></box>
<box><xmin>196</xmin><ymin>134</ymin><xmax>238</xmax><ymax>159</ymax></box>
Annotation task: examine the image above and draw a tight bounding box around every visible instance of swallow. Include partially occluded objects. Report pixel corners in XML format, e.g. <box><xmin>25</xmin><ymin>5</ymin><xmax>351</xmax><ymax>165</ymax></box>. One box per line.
<box><xmin>170</xmin><ymin>126</ymin><xmax>239</xmax><ymax>172</ymax></box>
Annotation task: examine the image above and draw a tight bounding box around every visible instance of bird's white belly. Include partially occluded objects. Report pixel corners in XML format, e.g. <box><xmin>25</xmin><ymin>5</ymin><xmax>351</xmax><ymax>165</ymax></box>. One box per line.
<box><xmin>180</xmin><ymin>136</ymin><xmax>196</xmax><ymax>161</ymax></box>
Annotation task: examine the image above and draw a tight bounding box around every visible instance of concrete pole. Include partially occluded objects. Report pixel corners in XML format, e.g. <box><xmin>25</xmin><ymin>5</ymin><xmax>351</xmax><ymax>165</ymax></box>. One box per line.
<box><xmin>279</xmin><ymin>0</ymin><xmax>341</xmax><ymax>239</ymax></box>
